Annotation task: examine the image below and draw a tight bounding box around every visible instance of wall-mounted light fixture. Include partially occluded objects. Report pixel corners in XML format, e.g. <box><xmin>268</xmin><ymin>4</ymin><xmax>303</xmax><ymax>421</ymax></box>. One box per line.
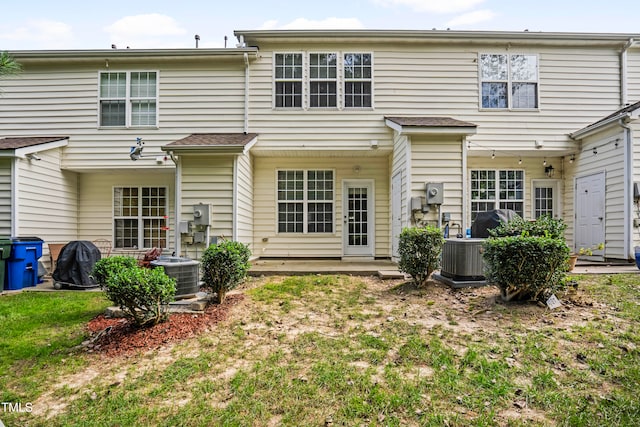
<box><xmin>26</xmin><ymin>153</ymin><xmax>41</xmax><ymax>161</ymax></box>
<box><xmin>569</xmin><ymin>154</ymin><xmax>575</xmax><ymax>163</ymax></box>
<box><xmin>544</xmin><ymin>165</ymin><xmax>555</xmax><ymax>177</ymax></box>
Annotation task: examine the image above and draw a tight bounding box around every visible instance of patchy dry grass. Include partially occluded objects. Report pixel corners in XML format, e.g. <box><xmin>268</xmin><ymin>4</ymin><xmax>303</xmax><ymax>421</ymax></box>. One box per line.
<box><xmin>2</xmin><ymin>273</ymin><xmax>639</xmax><ymax>426</ymax></box>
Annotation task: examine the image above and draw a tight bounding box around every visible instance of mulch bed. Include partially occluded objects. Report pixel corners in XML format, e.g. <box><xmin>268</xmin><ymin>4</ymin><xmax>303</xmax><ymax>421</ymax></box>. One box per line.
<box><xmin>85</xmin><ymin>294</ymin><xmax>244</xmax><ymax>357</ymax></box>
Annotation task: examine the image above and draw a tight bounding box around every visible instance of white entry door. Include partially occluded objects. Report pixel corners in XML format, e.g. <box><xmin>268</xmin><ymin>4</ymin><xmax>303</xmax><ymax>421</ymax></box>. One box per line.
<box><xmin>343</xmin><ymin>180</ymin><xmax>374</xmax><ymax>257</ymax></box>
<box><xmin>575</xmin><ymin>172</ymin><xmax>605</xmax><ymax>257</ymax></box>
<box><xmin>391</xmin><ymin>173</ymin><xmax>402</xmax><ymax>258</ymax></box>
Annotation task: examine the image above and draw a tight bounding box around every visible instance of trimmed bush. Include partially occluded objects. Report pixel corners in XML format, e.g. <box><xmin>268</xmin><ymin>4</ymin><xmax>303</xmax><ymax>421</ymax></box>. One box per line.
<box><xmin>201</xmin><ymin>240</ymin><xmax>251</xmax><ymax>303</ymax></box>
<box><xmin>489</xmin><ymin>214</ymin><xmax>567</xmax><ymax>239</ymax></box>
<box><xmin>91</xmin><ymin>255</ymin><xmax>138</xmax><ymax>286</ymax></box>
<box><xmin>92</xmin><ymin>257</ymin><xmax>176</xmax><ymax>327</ymax></box>
<box><xmin>483</xmin><ymin>235</ymin><xmax>570</xmax><ymax>302</ymax></box>
<box><xmin>398</xmin><ymin>226</ymin><xmax>445</xmax><ymax>285</ymax></box>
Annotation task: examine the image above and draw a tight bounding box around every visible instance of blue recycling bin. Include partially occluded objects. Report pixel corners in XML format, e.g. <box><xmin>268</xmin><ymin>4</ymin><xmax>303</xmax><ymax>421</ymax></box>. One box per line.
<box><xmin>5</xmin><ymin>237</ymin><xmax>43</xmax><ymax>290</ymax></box>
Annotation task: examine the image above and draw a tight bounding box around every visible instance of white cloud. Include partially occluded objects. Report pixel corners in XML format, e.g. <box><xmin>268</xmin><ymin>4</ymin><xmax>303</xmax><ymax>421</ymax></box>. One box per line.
<box><xmin>446</xmin><ymin>9</ymin><xmax>496</xmax><ymax>27</ymax></box>
<box><xmin>259</xmin><ymin>17</ymin><xmax>365</xmax><ymax>30</ymax></box>
<box><xmin>104</xmin><ymin>14</ymin><xmax>187</xmax><ymax>48</ymax></box>
<box><xmin>0</xmin><ymin>19</ymin><xmax>73</xmax><ymax>49</ymax></box>
<box><xmin>373</xmin><ymin>0</ymin><xmax>485</xmax><ymax>14</ymax></box>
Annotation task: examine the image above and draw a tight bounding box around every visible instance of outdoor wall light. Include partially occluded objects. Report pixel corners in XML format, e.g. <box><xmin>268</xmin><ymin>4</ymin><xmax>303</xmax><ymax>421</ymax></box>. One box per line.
<box><xmin>544</xmin><ymin>165</ymin><xmax>555</xmax><ymax>177</ymax></box>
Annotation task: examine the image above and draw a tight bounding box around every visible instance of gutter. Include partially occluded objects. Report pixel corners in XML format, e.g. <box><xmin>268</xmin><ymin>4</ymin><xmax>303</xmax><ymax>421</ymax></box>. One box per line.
<box><xmin>244</xmin><ymin>52</ymin><xmax>250</xmax><ymax>134</ymax></box>
<box><xmin>620</xmin><ymin>118</ymin><xmax>635</xmax><ymax>260</ymax></box>
<box><xmin>621</xmin><ymin>38</ymin><xmax>637</xmax><ymax>107</ymax></box>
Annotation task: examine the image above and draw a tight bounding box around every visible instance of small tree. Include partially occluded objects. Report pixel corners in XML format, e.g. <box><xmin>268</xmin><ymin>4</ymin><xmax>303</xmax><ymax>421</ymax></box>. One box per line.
<box><xmin>92</xmin><ymin>257</ymin><xmax>176</xmax><ymax>327</ymax></box>
<box><xmin>201</xmin><ymin>240</ymin><xmax>251</xmax><ymax>303</ymax></box>
<box><xmin>398</xmin><ymin>226</ymin><xmax>445</xmax><ymax>285</ymax></box>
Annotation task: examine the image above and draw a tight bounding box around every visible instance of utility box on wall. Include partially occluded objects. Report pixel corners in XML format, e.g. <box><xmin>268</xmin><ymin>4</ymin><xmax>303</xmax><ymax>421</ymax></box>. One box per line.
<box><xmin>426</xmin><ymin>183</ymin><xmax>444</xmax><ymax>205</ymax></box>
<box><xmin>193</xmin><ymin>203</ymin><xmax>212</xmax><ymax>226</ymax></box>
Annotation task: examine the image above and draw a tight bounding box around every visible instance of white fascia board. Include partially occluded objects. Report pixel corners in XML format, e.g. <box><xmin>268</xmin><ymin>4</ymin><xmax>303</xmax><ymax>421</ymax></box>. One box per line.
<box><xmin>11</xmin><ymin>139</ymin><xmax>69</xmax><ymax>159</ymax></box>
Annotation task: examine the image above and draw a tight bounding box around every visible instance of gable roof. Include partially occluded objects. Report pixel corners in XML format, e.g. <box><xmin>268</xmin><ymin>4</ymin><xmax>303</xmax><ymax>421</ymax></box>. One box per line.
<box><xmin>0</xmin><ymin>136</ymin><xmax>69</xmax><ymax>150</ymax></box>
<box><xmin>385</xmin><ymin>116</ymin><xmax>477</xmax><ymax>135</ymax></box>
<box><xmin>162</xmin><ymin>133</ymin><xmax>258</xmax><ymax>154</ymax></box>
<box><xmin>570</xmin><ymin>101</ymin><xmax>640</xmax><ymax>140</ymax></box>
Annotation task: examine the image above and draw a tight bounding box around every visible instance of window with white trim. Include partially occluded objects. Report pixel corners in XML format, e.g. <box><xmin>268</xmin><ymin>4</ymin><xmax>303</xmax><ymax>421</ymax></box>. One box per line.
<box><xmin>470</xmin><ymin>170</ymin><xmax>524</xmax><ymax>220</ymax></box>
<box><xmin>277</xmin><ymin>170</ymin><xmax>334</xmax><ymax>233</ymax></box>
<box><xmin>99</xmin><ymin>71</ymin><xmax>158</xmax><ymax>127</ymax></box>
<box><xmin>275</xmin><ymin>53</ymin><xmax>303</xmax><ymax>108</ymax></box>
<box><xmin>480</xmin><ymin>54</ymin><xmax>538</xmax><ymax>109</ymax></box>
<box><xmin>344</xmin><ymin>53</ymin><xmax>372</xmax><ymax>108</ymax></box>
<box><xmin>274</xmin><ymin>52</ymin><xmax>372</xmax><ymax>109</ymax></box>
<box><xmin>309</xmin><ymin>53</ymin><xmax>337</xmax><ymax>108</ymax></box>
<box><xmin>113</xmin><ymin>187</ymin><xmax>168</xmax><ymax>249</ymax></box>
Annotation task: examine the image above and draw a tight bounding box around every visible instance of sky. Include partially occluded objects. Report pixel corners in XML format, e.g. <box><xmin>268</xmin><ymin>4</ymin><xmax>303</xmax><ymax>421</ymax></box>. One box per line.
<box><xmin>1</xmin><ymin>0</ymin><xmax>639</xmax><ymax>50</ymax></box>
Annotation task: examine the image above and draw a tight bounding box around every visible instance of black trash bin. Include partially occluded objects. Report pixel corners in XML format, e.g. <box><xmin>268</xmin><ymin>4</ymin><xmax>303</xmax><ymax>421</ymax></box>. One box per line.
<box><xmin>0</xmin><ymin>237</ymin><xmax>11</xmax><ymax>290</ymax></box>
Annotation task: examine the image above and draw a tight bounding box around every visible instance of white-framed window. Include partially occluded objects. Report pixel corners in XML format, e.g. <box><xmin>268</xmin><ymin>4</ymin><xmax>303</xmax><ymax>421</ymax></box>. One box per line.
<box><xmin>113</xmin><ymin>186</ymin><xmax>168</xmax><ymax>249</ymax></box>
<box><xmin>99</xmin><ymin>71</ymin><xmax>158</xmax><ymax>127</ymax></box>
<box><xmin>274</xmin><ymin>52</ymin><xmax>372</xmax><ymax>109</ymax></box>
<box><xmin>480</xmin><ymin>54</ymin><xmax>538</xmax><ymax>109</ymax></box>
<box><xmin>274</xmin><ymin>53</ymin><xmax>303</xmax><ymax>108</ymax></box>
<box><xmin>309</xmin><ymin>53</ymin><xmax>337</xmax><ymax>108</ymax></box>
<box><xmin>470</xmin><ymin>170</ymin><xmax>524</xmax><ymax>220</ymax></box>
<box><xmin>277</xmin><ymin>170</ymin><xmax>334</xmax><ymax>233</ymax></box>
<box><xmin>344</xmin><ymin>53</ymin><xmax>372</xmax><ymax>108</ymax></box>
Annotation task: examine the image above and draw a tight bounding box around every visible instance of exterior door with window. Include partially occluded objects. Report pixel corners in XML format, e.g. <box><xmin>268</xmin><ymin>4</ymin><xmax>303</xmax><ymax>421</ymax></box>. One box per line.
<box><xmin>532</xmin><ymin>180</ymin><xmax>560</xmax><ymax>218</ymax></box>
<box><xmin>343</xmin><ymin>180</ymin><xmax>374</xmax><ymax>257</ymax></box>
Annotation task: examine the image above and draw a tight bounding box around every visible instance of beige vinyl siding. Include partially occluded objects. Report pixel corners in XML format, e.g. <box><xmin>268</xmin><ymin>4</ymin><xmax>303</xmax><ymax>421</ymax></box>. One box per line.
<box><xmin>77</xmin><ymin>171</ymin><xmax>175</xmax><ymax>250</ymax></box>
<box><xmin>410</xmin><ymin>136</ymin><xmax>464</xmax><ymax>227</ymax></box>
<box><xmin>253</xmin><ymin>156</ymin><xmax>389</xmax><ymax>258</ymax></box>
<box><xmin>391</xmin><ymin>132</ymin><xmax>410</xmax><ymax>229</ymax></box>
<box><xmin>0</xmin><ymin>61</ymin><xmax>246</xmax><ymax>170</ymax></box>
<box><xmin>0</xmin><ymin>159</ymin><xmax>12</xmax><ymax>235</ymax></box>
<box><xmin>179</xmin><ymin>156</ymin><xmax>234</xmax><ymax>260</ymax></box>
<box><xmin>236</xmin><ymin>153</ymin><xmax>253</xmax><ymax>247</ymax></box>
<box><xmin>248</xmin><ymin>43</ymin><xmax>622</xmax><ymax>155</ymax></box>
<box><xmin>570</xmin><ymin>127</ymin><xmax>626</xmax><ymax>258</ymax></box>
<box><xmin>627</xmin><ymin>49</ymin><xmax>640</xmax><ymax>104</ymax></box>
<box><xmin>16</xmin><ymin>149</ymin><xmax>78</xmax><ymax>268</ymax></box>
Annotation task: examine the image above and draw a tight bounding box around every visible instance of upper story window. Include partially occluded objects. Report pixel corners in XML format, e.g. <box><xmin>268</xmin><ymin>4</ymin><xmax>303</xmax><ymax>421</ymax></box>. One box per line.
<box><xmin>99</xmin><ymin>71</ymin><xmax>158</xmax><ymax>127</ymax></box>
<box><xmin>274</xmin><ymin>52</ymin><xmax>372</xmax><ymax>110</ymax></box>
<box><xmin>344</xmin><ymin>53</ymin><xmax>372</xmax><ymax>108</ymax></box>
<box><xmin>275</xmin><ymin>54</ymin><xmax>303</xmax><ymax>108</ymax></box>
<box><xmin>480</xmin><ymin>54</ymin><xmax>538</xmax><ymax>109</ymax></box>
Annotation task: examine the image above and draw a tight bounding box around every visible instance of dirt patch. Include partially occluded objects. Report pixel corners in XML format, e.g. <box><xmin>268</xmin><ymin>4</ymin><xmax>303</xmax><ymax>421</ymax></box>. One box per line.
<box><xmin>84</xmin><ymin>294</ymin><xmax>244</xmax><ymax>358</ymax></box>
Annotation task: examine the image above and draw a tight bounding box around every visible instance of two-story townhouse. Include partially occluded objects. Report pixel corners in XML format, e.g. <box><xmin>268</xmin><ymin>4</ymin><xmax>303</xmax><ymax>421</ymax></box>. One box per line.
<box><xmin>231</xmin><ymin>29</ymin><xmax>640</xmax><ymax>262</ymax></box>
<box><xmin>2</xmin><ymin>29</ymin><xmax>640</xmax><ymax>274</ymax></box>
<box><xmin>0</xmin><ymin>47</ymin><xmax>257</xmax><ymax>270</ymax></box>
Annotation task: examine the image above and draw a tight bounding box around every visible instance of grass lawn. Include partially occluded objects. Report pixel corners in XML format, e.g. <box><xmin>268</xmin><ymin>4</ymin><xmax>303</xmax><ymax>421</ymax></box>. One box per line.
<box><xmin>1</xmin><ymin>274</ymin><xmax>639</xmax><ymax>426</ymax></box>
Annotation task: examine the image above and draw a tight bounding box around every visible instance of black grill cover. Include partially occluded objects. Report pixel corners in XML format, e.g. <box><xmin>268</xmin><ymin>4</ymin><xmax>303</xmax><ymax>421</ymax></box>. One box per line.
<box><xmin>52</xmin><ymin>241</ymin><xmax>101</xmax><ymax>288</ymax></box>
<box><xmin>471</xmin><ymin>209</ymin><xmax>520</xmax><ymax>238</ymax></box>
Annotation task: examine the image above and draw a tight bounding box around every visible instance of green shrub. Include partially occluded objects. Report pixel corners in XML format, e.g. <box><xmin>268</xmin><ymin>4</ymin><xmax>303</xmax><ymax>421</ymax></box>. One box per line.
<box><xmin>398</xmin><ymin>226</ymin><xmax>445</xmax><ymax>285</ymax></box>
<box><xmin>489</xmin><ymin>215</ymin><xmax>567</xmax><ymax>239</ymax></box>
<box><xmin>91</xmin><ymin>256</ymin><xmax>138</xmax><ymax>285</ymax></box>
<box><xmin>483</xmin><ymin>235</ymin><xmax>570</xmax><ymax>302</ymax></box>
<box><xmin>201</xmin><ymin>240</ymin><xmax>251</xmax><ymax>303</ymax></box>
<box><xmin>92</xmin><ymin>257</ymin><xmax>176</xmax><ymax>327</ymax></box>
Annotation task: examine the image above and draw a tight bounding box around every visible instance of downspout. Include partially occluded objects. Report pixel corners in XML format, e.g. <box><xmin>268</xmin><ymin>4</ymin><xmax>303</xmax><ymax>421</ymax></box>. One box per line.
<box><xmin>621</xmin><ymin>38</ymin><xmax>635</xmax><ymax>107</ymax></box>
<box><xmin>462</xmin><ymin>136</ymin><xmax>468</xmax><ymax>234</ymax></box>
<box><xmin>620</xmin><ymin>118</ymin><xmax>634</xmax><ymax>260</ymax></box>
<box><xmin>232</xmin><ymin>156</ymin><xmax>239</xmax><ymax>241</ymax></box>
<box><xmin>244</xmin><ymin>52</ymin><xmax>250</xmax><ymax>134</ymax></box>
<box><xmin>11</xmin><ymin>157</ymin><xmax>18</xmax><ymax>236</ymax></box>
<box><xmin>169</xmin><ymin>151</ymin><xmax>181</xmax><ymax>256</ymax></box>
